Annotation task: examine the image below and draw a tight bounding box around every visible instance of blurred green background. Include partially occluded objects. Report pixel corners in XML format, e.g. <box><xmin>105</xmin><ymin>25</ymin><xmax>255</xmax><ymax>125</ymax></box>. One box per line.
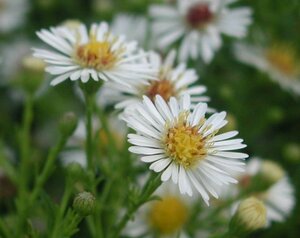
<box><xmin>0</xmin><ymin>0</ymin><xmax>299</xmax><ymax>237</ymax></box>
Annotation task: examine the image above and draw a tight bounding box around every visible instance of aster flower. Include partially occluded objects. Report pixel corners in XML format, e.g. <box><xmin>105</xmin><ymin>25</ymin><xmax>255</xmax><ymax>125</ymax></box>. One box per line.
<box><xmin>124</xmin><ymin>181</ymin><xmax>209</xmax><ymax>238</ymax></box>
<box><xmin>234</xmin><ymin>42</ymin><xmax>300</xmax><ymax>95</ymax></box>
<box><xmin>149</xmin><ymin>0</ymin><xmax>252</xmax><ymax>63</ymax></box>
<box><xmin>232</xmin><ymin>158</ymin><xmax>295</xmax><ymax>226</ymax></box>
<box><xmin>124</xmin><ymin>182</ymin><xmax>190</xmax><ymax>237</ymax></box>
<box><xmin>0</xmin><ymin>0</ymin><xmax>28</xmax><ymax>33</ymax></box>
<box><xmin>99</xmin><ymin>50</ymin><xmax>210</xmax><ymax>110</ymax></box>
<box><xmin>33</xmin><ymin>22</ymin><xmax>156</xmax><ymax>86</ymax></box>
<box><xmin>123</xmin><ymin>94</ymin><xmax>247</xmax><ymax>204</ymax></box>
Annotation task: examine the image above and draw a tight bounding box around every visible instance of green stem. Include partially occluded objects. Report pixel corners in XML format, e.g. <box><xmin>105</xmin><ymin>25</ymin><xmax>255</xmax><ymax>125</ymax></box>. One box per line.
<box><xmin>19</xmin><ymin>93</ymin><xmax>34</xmax><ymax>194</ymax></box>
<box><xmin>30</xmin><ymin>134</ymin><xmax>70</xmax><ymax>204</ymax></box>
<box><xmin>84</xmin><ymin>92</ymin><xmax>95</xmax><ymax>173</ymax></box>
<box><xmin>51</xmin><ymin>180</ymin><xmax>73</xmax><ymax>238</ymax></box>
<box><xmin>83</xmin><ymin>91</ymin><xmax>104</xmax><ymax>237</ymax></box>
<box><xmin>16</xmin><ymin>132</ymin><xmax>69</xmax><ymax>236</ymax></box>
<box><xmin>111</xmin><ymin>173</ymin><xmax>162</xmax><ymax>238</ymax></box>
<box><xmin>15</xmin><ymin>93</ymin><xmax>34</xmax><ymax>236</ymax></box>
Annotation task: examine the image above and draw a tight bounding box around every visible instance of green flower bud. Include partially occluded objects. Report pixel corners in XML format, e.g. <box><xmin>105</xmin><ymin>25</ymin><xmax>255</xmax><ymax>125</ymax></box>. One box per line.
<box><xmin>66</xmin><ymin>162</ymin><xmax>84</xmax><ymax>180</ymax></box>
<box><xmin>59</xmin><ymin>112</ymin><xmax>78</xmax><ymax>137</ymax></box>
<box><xmin>73</xmin><ymin>191</ymin><xmax>96</xmax><ymax>216</ymax></box>
<box><xmin>283</xmin><ymin>143</ymin><xmax>300</xmax><ymax>162</ymax></box>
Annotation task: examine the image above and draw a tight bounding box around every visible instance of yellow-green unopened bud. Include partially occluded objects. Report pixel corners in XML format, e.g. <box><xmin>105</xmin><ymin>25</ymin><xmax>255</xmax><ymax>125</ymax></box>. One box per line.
<box><xmin>283</xmin><ymin>143</ymin><xmax>300</xmax><ymax>162</ymax></box>
<box><xmin>61</xmin><ymin>20</ymin><xmax>82</xmax><ymax>30</ymax></box>
<box><xmin>73</xmin><ymin>191</ymin><xmax>96</xmax><ymax>216</ymax></box>
<box><xmin>229</xmin><ymin>197</ymin><xmax>267</xmax><ymax>236</ymax></box>
<box><xmin>59</xmin><ymin>112</ymin><xmax>78</xmax><ymax>137</ymax></box>
<box><xmin>260</xmin><ymin>160</ymin><xmax>284</xmax><ymax>184</ymax></box>
<box><xmin>22</xmin><ymin>56</ymin><xmax>46</xmax><ymax>72</ymax></box>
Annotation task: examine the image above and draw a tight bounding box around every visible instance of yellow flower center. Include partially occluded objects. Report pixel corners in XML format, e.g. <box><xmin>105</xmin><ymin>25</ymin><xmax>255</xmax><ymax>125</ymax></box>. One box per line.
<box><xmin>75</xmin><ymin>34</ymin><xmax>121</xmax><ymax>70</ymax></box>
<box><xmin>164</xmin><ymin>112</ymin><xmax>210</xmax><ymax>168</ymax></box>
<box><xmin>146</xmin><ymin>79</ymin><xmax>176</xmax><ymax>102</ymax></box>
<box><xmin>265</xmin><ymin>45</ymin><xmax>299</xmax><ymax>76</ymax></box>
<box><xmin>149</xmin><ymin>196</ymin><xmax>188</xmax><ymax>235</ymax></box>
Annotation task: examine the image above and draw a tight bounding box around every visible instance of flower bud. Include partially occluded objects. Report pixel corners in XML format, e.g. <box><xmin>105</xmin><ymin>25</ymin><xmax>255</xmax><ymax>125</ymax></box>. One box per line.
<box><xmin>59</xmin><ymin>112</ymin><xmax>78</xmax><ymax>137</ymax></box>
<box><xmin>22</xmin><ymin>56</ymin><xmax>46</xmax><ymax>73</ymax></box>
<box><xmin>260</xmin><ymin>160</ymin><xmax>284</xmax><ymax>184</ymax></box>
<box><xmin>230</xmin><ymin>197</ymin><xmax>266</xmax><ymax>236</ymax></box>
<box><xmin>61</xmin><ymin>20</ymin><xmax>82</xmax><ymax>31</ymax></box>
<box><xmin>66</xmin><ymin>162</ymin><xmax>84</xmax><ymax>180</ymax></box>
<box><xmin>19</xmin><ymin>55</ymin><xmax>46</xmax><ymax>93</ymax></box>
<box><xmin>283</xmin><ymin>143</ymin><xmax>300</xmax><ymax>162</ymax></box>
<box><xmin>73</xmin><ymin>191</ymin><xmax>96</xmax><ymax>216</ymax></box>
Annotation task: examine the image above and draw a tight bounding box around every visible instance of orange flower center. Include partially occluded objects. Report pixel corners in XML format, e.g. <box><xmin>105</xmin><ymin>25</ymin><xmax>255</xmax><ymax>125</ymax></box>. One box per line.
<box><xmin>146</xmin><ymin>79</ymin><xmax>176</xmax><ymax>102</ymax></box>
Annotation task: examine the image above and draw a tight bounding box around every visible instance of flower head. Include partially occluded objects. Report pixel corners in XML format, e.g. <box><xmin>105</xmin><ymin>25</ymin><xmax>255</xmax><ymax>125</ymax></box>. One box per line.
<box><xmin>34</xmin><ymin>22</ymin><xmax>155</xmax><ymax>86</ymax></box>
<box><xmin>150</xmin><ymin>0</ymin><xmax>252</xmax><ymax>63</ymax></box>
<box><xmin>234</xmin><ymin>42</ymin><xmax>300</xmax><ymax>95</ymax></box>
<box><xmin>99</xmin><ymin>50</ymin><xmax>210</xmax><ymax>110</ymax></box>
<box><xmin>124</xmin><ymin>182</ymin><xmax>193</xmax><ymax>237</ymax></box>
<box><xmin>123</xmin><ymin>94</ymin><xmax>247</xmax><ymax>204</ymax></box>
<box><xmin>232</xmin><ymin>158</ymin><xmax>295</xmax><ymax>226</ymax></box>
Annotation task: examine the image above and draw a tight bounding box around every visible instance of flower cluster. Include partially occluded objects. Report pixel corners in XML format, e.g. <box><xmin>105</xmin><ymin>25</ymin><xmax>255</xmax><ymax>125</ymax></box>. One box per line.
<box><xmin>0</xmin><ymin>0</ymin><xmax>297</xmax><ymax>237</ymax></box>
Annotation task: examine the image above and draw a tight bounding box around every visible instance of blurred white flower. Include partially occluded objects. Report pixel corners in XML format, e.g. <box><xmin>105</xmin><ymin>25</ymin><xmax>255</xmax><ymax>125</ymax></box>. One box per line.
<box><xmin>234</xmin><ymin>42</ymin><xmax>300</xmax><ymax>95</ymax></box>
<box><xmin>112</xmin><ymin>14</ymin><xmax>148</xmax><ymax>47</ymax></box>
<box><xmin>232</xmin><ymin>158</ymin><xmax>295</xmax><ymax>226</ymax></box>
<box><xmin>98</xmin><ymin>50</ymin><xmax>210</xmax><ymax>110</ymax></box>
<box><xmin>0</xmin><ymin>0</ymin><xmax>28</xmax><ymax>33</ymax></box>
<box><xmin>149</xmin><ymin>0</ymin><xmax>252</xmax><ymax>63</ymax></box>
<box><xmin>123</xmin><ymin>94</ymin><xmax>247</xmax><ymax>204</ymax></box>
<box><xmin>34</xmin><ymin>22</ymin><xmax>156</xmax><ymax>86</ymax></box>
<box><xmin>124</xmin><ymin>181</ymin><xmax>206</xmax><ymax>238</ymax></box>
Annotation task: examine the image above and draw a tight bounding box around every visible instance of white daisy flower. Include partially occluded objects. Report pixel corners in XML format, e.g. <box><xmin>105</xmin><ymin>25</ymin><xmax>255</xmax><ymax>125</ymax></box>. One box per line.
<box><xmin>149</xmin><ymin>0</ymin><xmax>252</xmax><ymax>63</ymax></box>
<box><xmin>124</xmin><ymin>181</ymin><xmax>208</xmax><ymax>238</ymax></box>
<box><xmin>99</xmin><ymin>50</ymin><xmax>210</xmax><ymax>110</ymax></box>
<box><xmin>112</xmin><ymin>14</ymin><xmax>148</xmax><ymax>47</ymax></box>
<box><xmin>0</xmin><ymin>0</ymin><xmax>28</xmax><ymax>33</ymax></box>
<box><xmin>33</xmin><ymin>22</ymin><xmax>156</xmax><ymax>86</ymax></box>
<box><xmin>234</xmin><ymin>42</ymin><xmax>300</xmax><ymax>95</ymax></box>
<box><xmin>123</xmin><ymin>94</ymin><xmax>247</xmax><ymax>205</ymax></box>
<box><xmin>232</xmin><ymin>158</ymin><xmax>295</xmax><ymax>226</ymax></box>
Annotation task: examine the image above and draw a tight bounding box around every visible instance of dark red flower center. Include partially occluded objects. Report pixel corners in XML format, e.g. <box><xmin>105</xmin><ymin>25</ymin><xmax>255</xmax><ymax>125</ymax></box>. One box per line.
<box><xmin>186</xmin><ymin>3</ymin><xmax>213</xmax><ymax>28</ymax></box>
